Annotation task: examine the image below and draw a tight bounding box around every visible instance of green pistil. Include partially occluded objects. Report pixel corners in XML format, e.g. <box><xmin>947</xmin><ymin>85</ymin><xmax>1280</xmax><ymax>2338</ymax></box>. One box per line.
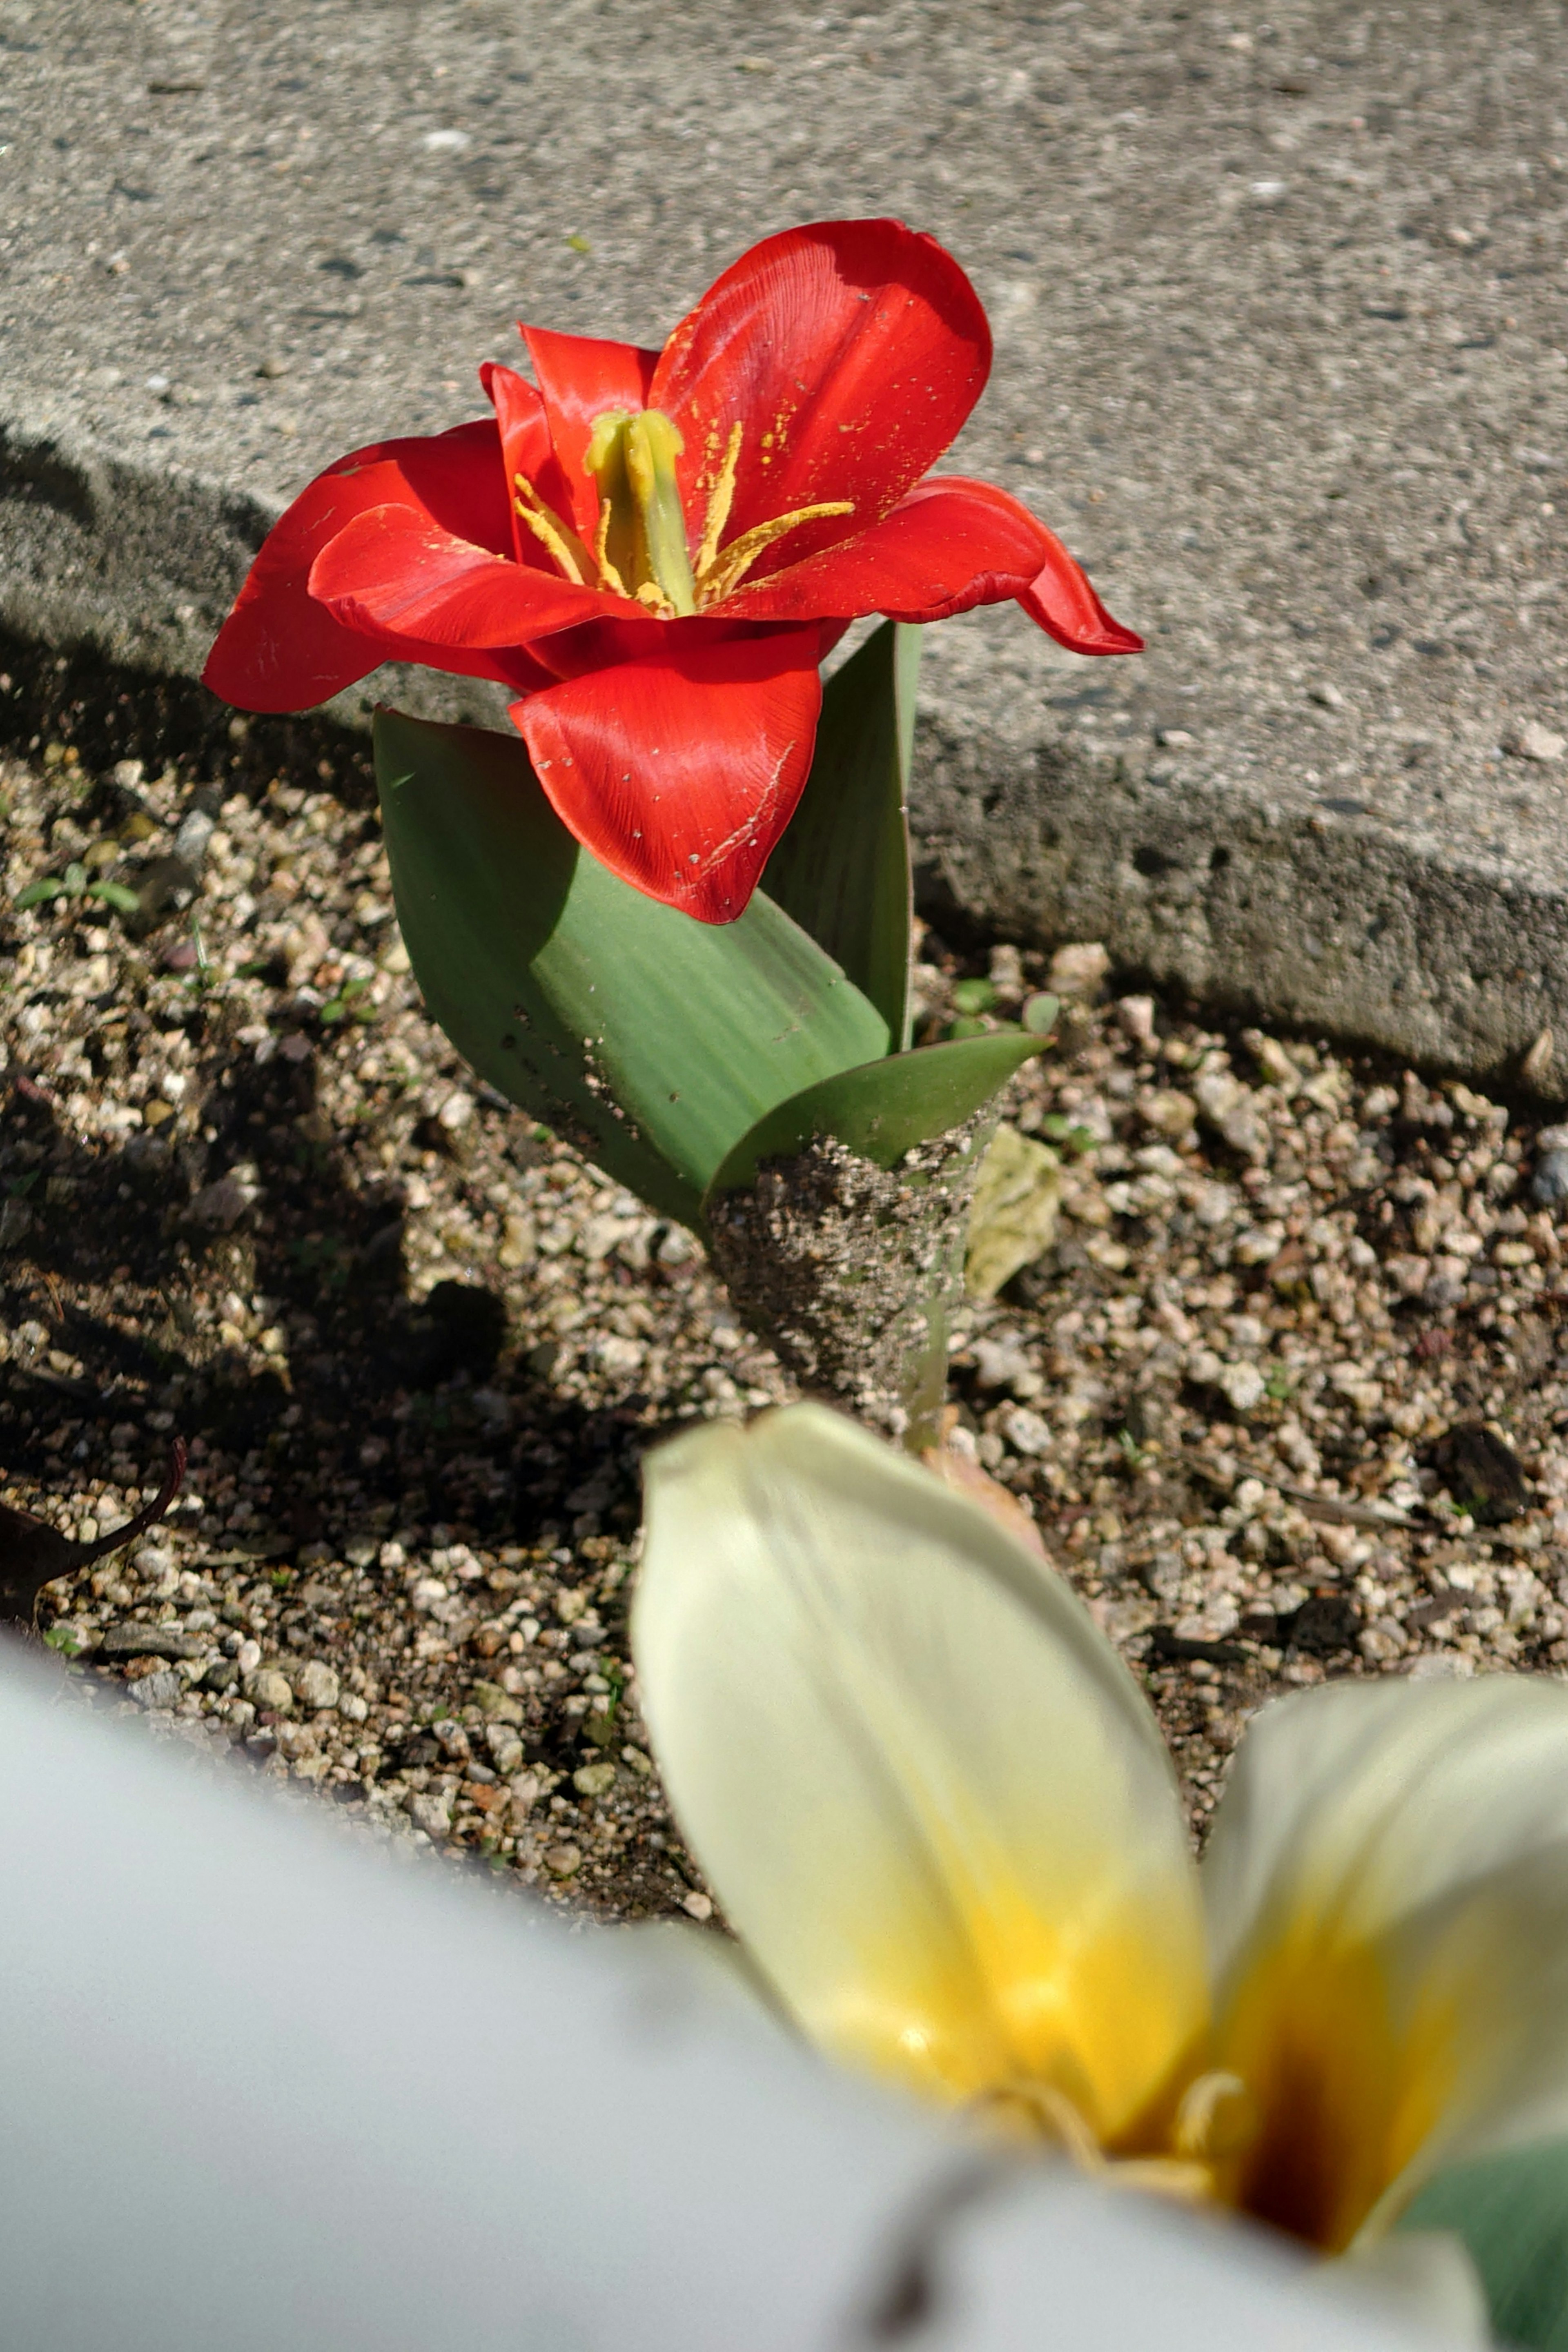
<box><xmin>584</xmin><ymin>407</ymin><xmax>697</xmax><ymax>615</ymax></box>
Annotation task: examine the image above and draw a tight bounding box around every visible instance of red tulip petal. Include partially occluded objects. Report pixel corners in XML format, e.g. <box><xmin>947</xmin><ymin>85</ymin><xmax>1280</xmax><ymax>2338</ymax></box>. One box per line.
<box><xmin>203</xmin><ymin>420</ymin><xmax>515</xmax><ymax>712</ymax></box>
<box><xmin>729</xmin><ymin>474</ymin><xmax>1142</xmax><ymax>652</ymax></box>
<box><xmin>510</xmin><ymin>629</ymin><xmax>824</xmax><ymax>924</ymax></box>
<box><xmin>651</xmin><ymin>218</ymin><xmax>990</xmax><ymax>580</ymax></box>
<box><xmin>310</xmin><ymin>507</ymin><xmax>616</xmax><ymax>647</ymax></box>
<box><xmin>514</xmin><ymin>609</ymin><xmax>821</xmax><ymax>684</ymax></box>
<box><xmin>519</xmin><ymin>325</ymin><xmax>660</xmax><ymax>537</ymax></box>
<box><xmin>479</xmin><ymin>363</ymin><xmax>555</xmax><ymax>563</ymax></box>
<box><xmin>724</xmin><ymin>475</ymin><xmax>1048</xmax><ymax>623</ymax></box>
<box><xmin>1016</xmin><ymin>532</ymin><xmax>1145</xmax><ymax>657</ymax></box>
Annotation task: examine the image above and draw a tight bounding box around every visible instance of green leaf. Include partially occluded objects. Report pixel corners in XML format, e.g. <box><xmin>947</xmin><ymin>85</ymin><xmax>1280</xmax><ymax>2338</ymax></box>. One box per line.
<box><xmin>1399</xmin><ymin>2137</ymin><xmax>1568</xmax><ymax>2348</ymax></box>
<box><xmin>374</xmin><ymin>709</ymin><xmax>890</xmax><ymax>1230</ymax></box>
<box><xmin>760</xmin><ymin>619</ymin><xmax>918</xmax><ymax>1049</ymax></box>
<box><xmin>62</xmin><ymin>862</ymin><xmax>87</xmax><ymax>893</ymax></box>
<box><xmin>86</xmin><ymin>880</ymin><xmax>143</xmax><ymax>914</ymax></box>
<box><xmin>704</xmin><ymin>1029</ymin><xmax>1043</xmax><ymax>1205</ymax></box>
<box><xmin>13</xmin><ymin>876</ymin><xmax>67</xmax><ymax>909</ymax></box>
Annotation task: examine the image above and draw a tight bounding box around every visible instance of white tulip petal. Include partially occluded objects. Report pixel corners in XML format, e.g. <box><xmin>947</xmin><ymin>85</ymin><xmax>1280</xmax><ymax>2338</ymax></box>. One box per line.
<box><xmin>1317</xmin><ymin>2232</ymin><xmax>1490</xmax><ymax>2346</ymax></box>
<box><xmin>1202</xmin><ymin>1677</ymin><xmax>1568</xmax><ymax>2247</ymax></box>
<box><xmin>633</xmin><ymin>1404</ymin><xmax>1206</xmax><ymax>2140</ymax></box>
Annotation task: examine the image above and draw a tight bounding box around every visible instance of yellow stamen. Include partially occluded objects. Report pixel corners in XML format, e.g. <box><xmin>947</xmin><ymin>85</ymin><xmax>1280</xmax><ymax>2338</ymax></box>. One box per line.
<box><xmin>1174</xmin><ymin>2071</ymin><xmax>1256</xmax><ymax>2164</ymax></box>
<box><xmin>695</xmin><ymin>420</ymin><xmax>744</xmax><ymax>579</ymax></box>
<box><xmin>585</xmin><ymin>411</ymin><xmax>640</xmax><ymax>593</ymax></box>
<box><xmin>512</xmin><ymin>473</ymin><xmax>593</xmax><ymax>586</ymax></box>
<box><xmin>563</xmin><ymin>406</ymin><xmax>856</xmax><ymax>616</ymax></box>
<box><xmin>971</xmin><ymin>2069</ymin><xmax>1258</xmax><ymax>2213</ymax></box>
<box><xmin>592</xmin><ymin>498</ymin><xmax>631</xmax><ymax>600</ymax></box>
<box><xmin>695</xmin><ymin>499</ymin><xmax>854</xmax><ymax>607</ymax></box>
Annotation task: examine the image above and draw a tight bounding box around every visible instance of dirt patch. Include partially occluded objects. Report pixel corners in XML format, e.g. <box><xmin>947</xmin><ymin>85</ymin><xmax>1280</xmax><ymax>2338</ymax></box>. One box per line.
<box><xmin>4</xmin><ymin>739</ymin><xmax>1568</xmax><ymax>1907</ymax></box>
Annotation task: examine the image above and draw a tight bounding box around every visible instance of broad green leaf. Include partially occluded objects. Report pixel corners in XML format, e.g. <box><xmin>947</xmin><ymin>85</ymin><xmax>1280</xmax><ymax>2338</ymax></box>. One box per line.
<box><xmin>704</xmin><ymin>1029</ymin><xmax>1042</xmax><ymax>1205</ymax></box>
<box><xmin>760</xmin><ymin>620</ymin><xmax>919</xmax><ymax>1049</ymax></box>
<box><xmin>13</xmin><ymin>877</ymin><xmax>66</xmax><ymax>909</ymax></box>
<box><xmin>374</xmin><ymin>710</ymin><xmax>890</xmax><ymax>1230</ymax></box>
<box><xmin>1399</xmin><ymin>2138</ymin><xmax>1568</xmax><ymax>2348</ymax></box>
<box><xmin>87</xmin><ymin>880</ymin><xmax>142</xmax><ymax>914</ymax></box>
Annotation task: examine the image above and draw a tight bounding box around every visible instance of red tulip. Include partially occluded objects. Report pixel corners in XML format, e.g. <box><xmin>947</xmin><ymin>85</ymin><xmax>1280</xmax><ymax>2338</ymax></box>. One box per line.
<box><xmin>205</xmin><ymin>218</ymin><xmax>1141</xmax><ymax>924</ymax></box>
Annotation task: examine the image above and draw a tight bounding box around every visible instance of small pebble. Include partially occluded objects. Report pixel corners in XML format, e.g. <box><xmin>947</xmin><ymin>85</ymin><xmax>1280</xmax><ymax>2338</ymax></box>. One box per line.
<box><xmin>293</xmin><ymin>1660</ymin><xmax>339</xmax><ymax>1711</ymax></box>
<box><xmin>127</xmin><ymin>1670</ymin><xmax>183</xmax><ymax>1710</ymax></box>
<box><xmin>1508</xmin><ymin>719</ymin><xmax>1567</xmax><ymax>763</ymax></box>
<box><xmin>243</xmin><ymin>1667</ymin><xmax>294</xmax><ymax>1714</ymax></box>
<box><xmin>1047</xmin><ymin>941</ymin><xmax>1111</xmax><ymax>1002</ymax></box>
<box><xmin>1533</xmin><ymin>1149</ymin><xmax>1568</xmax><ymax>1205</ymax></box>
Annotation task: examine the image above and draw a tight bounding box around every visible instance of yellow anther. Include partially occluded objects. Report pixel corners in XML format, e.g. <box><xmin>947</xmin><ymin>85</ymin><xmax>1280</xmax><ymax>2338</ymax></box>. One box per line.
<box><xmin>695</xmin><ymin>420</ymin><xmax>744</xmax><ymax>581</ymax></box>
<box><xmin>584</xmin><ymin>412</ymin><xmax>639</xmax><ymax>594</ymax></box>
<box><xmin>1174</xmin><ymin>2071</ymin><xmax>1256</xmax><ymax>2163</ymax></box>
<box><xmin>512</xmin><ymin>474</ymin><xmax>593</xmax><ymax>586</ymax></box>
<box><xmin>592</xmin><ymin>498</ymin><xmax>630</xmax><ymax>600</ymax></box>
<box><xmin>695</xmin><ymin>499</ymin><xmax>853</xmax><ymax>608</ymax></box>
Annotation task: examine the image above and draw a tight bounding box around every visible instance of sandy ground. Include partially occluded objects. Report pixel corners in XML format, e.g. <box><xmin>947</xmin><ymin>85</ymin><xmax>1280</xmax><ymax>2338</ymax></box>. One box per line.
<box><xmin>5</xmin><ymin>739</ymin><xmax>1568</xmax><ymax>1916</ymax></box>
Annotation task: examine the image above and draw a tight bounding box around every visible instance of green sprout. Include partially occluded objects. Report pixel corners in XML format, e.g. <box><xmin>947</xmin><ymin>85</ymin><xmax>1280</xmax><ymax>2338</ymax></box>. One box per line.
<box><xmin>321</xmin><ymin>975</ymin><xmax>377</xmax><ymax>1026</ymax></box>
<box><xmin>14</xmin><ymin>860</ymin><xmax>140</xmax><ymax>916</ymax></box>
<box><xmin>582</xmin><ymin>1661</ymin><xmax>625</xmax><ymax>1747</ymax></box>
<box><xmin>180</xmin><ymin>915</ymin><xmax>221</xmax><ymax>994</ymax></box>
<box><xmin>1038</xmin><ymin>1114</ymin><xmax>1098</xmax><ymax>1156</ymax></box>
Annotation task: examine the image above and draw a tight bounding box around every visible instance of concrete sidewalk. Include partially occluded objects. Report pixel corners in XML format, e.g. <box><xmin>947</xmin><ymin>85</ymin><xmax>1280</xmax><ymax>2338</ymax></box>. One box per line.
<box><xmin>4</xmin><ymin>0</ymin><xmax>1568</xmax><ymax>1085</ymax></box>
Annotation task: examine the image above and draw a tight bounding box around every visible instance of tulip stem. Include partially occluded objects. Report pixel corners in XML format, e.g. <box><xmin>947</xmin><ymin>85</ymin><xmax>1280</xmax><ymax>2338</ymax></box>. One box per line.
<box><xmin>706</xmin><ymin>1104</ymin><xmax>1002</xmax><ymax>1449</ymax></box>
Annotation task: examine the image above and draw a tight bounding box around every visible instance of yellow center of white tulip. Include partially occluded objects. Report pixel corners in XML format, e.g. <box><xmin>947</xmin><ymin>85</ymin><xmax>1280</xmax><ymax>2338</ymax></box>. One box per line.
<box><xmin>842</xmin><ymin>1886</ymin><xmax>1466</xmax><ymax>2256</ymax></box>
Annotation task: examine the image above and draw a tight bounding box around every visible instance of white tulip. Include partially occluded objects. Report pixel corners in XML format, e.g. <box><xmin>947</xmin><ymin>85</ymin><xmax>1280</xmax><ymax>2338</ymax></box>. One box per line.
<box><xmin>634</xmin><ymin>1403</ymin><xmax>1568</xmax><ymax>2334</ymax></box>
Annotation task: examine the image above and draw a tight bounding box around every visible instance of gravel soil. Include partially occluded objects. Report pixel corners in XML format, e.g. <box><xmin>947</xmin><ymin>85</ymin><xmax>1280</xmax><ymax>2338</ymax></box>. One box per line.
<box><xmin>6</xmin><ymin>737</ymin><xmax>1568</xmax><ymax>1911</ymax></box>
